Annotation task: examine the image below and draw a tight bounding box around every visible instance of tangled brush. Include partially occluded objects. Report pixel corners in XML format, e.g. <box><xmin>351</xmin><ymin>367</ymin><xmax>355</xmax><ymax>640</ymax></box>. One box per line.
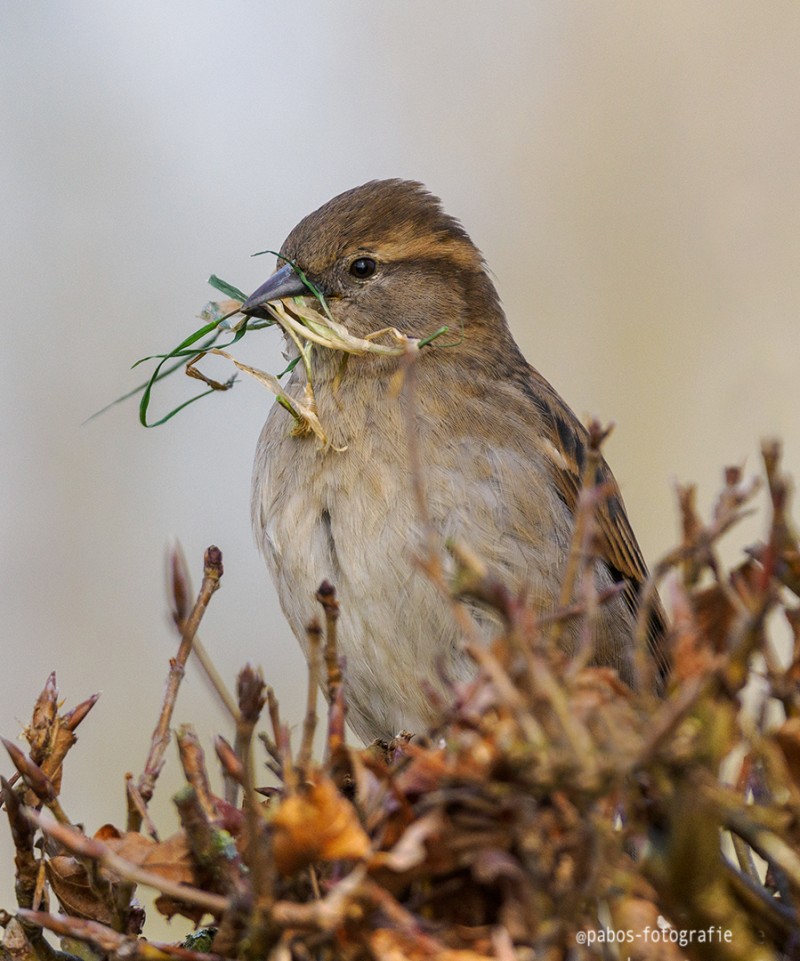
<box><xmin>2</xmin><ymin>439</ymin><xmax>800</xmax><ymax>961</ymax></box>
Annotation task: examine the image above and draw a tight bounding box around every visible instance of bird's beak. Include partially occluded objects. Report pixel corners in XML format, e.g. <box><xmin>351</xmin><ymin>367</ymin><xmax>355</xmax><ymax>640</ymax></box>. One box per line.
<box><xmin>241</xmin><ymin>263</ymin><xmax>310</xmax><ymax>314</ymax></box>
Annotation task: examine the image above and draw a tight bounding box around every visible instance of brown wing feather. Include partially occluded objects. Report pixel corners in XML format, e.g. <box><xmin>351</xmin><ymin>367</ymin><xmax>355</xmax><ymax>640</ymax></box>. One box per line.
<box><xmin>524</xmin><ymin>366</ymin><xmax>671</xmax><ymax>688</ymax></box>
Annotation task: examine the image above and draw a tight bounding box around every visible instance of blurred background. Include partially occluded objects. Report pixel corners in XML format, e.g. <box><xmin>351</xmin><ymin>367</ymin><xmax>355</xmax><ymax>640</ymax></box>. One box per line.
<box><xmin>1</xmin><ymin>0</ymin><xmax>799</xmax><ymax>937</ymax></box>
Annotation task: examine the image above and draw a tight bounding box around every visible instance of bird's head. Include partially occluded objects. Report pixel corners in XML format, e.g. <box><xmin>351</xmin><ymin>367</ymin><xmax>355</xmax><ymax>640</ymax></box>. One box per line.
<box><xmin>242</xmin><ymin>179</ymin><xmax>508</xmax><ymax>346</ymax></box>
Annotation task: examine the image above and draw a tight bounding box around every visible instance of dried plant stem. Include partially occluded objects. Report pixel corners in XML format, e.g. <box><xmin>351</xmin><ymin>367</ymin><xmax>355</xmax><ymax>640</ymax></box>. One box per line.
<box><xmin>635</xmin><ymin>674</ymin><xmax>710</xmax><ymax>765</ymax></box>
<box><xmin>18</xmin><ymin>911</ymin><xmax>227</xmax><ymax>961</ymax></box>
<box><xmin>722</xmin><ymin>806</ymin><xmax>800</xmax><ymax>891</ymax></box>
<box><xmin>176</xmin><ymin>726</ymin><xmax>216</xmax><ymax>819</ymax></box>
<box><xmin>6</xmin><ymin>913</ymin><xmax>81</xmax><ymax>961</ymax></box>
<box><xmin>524</xmin><ymin>656</ymin><xmax>600</xmax><ymax>776</ymax></box>
<box><xmin>2</xmin><ymin>775</ymin><xmax>38</xmax><ymax>916</ymax></box>
<box><xmin>315</xmin><ymin>582</ymin><xmax>343</xmax><ymax>704</ymax></box>
<box><xmin>298</xmin><ymin>620</ymin><xmax>322</xmax><ymax>775</ymax></box>
<box><xmin>266</xmin><ymin>686</ymin><xmax>282</xmax><ymax>758</ymax></box>
<box><xmin>133</xmin><ymin>547</ymin><xmax>223</xmax><ymax>826</ymax></box>
<box><xmin>191</xmin><ymin>638</ymin><xmax>240</xmax><ymax>722</ymax></box>
<box><xmin>169</xmin><ymin>545</ymin><xmax>239</xmax><ymax>720</ymax></box>
<box><xmin>3</xmin><ymin>439</ymin><xmax>799</xmax><ymax>960</ymax></box>
<box><xmin>264</xmin><ymin>686</ymin><xmax>294</xmax><ymax>791</ymax></box>
<box><xmin>232</xmin><ymin>666</ymin><xmax>273</xmax><ymax>945</ymax></box>
<box><xmin>254</xmin><ymin>732</ymin><xmax>282</xmax><ymax>782</ymax></box>
<box><xmin>215</xmin><ymin>735</ymin><xmax>246</xmax><ymax>802</ymax></box>
<box><xmin>633</xmin><ymin>472</ymin><xmax>759</xmax><ymax>681</ymax></box>
<box><xmin>731</xmin><ymin>833</ymin><xmax>762</xmax><ymax>884</ymax></box>
<box><xmin>125</xmin><ymin>775</ymin><xmax>160</xmax><ymax>841</ymax></box>
<box><xmin>463</xmin><ymin>643</ymin><xmax>546</xmax><ymax>748</ymax></box>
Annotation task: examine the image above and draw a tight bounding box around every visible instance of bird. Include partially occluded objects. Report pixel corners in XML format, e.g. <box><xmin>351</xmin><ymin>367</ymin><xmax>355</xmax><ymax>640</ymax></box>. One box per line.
<box><xmin>242</xmin><ymin>179</ymin><xmax>668</xmax><ymax>744</ymax></box>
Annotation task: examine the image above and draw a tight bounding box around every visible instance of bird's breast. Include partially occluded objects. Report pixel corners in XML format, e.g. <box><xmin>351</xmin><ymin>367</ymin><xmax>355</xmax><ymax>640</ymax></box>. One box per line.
<box><xmin>250</xmin><ymin>357</ymin><xmax>583</xmax><ymax>740</ymax></box>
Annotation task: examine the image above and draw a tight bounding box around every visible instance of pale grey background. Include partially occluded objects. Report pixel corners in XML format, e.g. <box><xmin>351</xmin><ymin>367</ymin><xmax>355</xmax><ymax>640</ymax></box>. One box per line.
<box><xmin>2</xmin><ymin>0</ymin><xmax>799</xmax><ymax>938</ymax></box>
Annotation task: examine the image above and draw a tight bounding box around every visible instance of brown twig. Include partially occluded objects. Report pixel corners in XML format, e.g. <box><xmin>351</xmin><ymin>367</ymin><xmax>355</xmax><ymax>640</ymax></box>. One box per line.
<box><xmin>315</xmin><ymin>582</ymin><xmax>342</xmax><ymax>705</ymax></box>
<box><xmin>4</xmin><ymin>913</ymin><xmax>82</xmax><ymax>961</ymax></box>
<box><xmin>1</xmin><ymin>740</ymin><xmax>70</xmax><ymax>826</ymax></box>
<box><xmin>214</xmin><ymin>734</ymin><xmax>244</xmax><ymax>787</ymax></box>
<box><xmin>169</xmin><ymin>543</ymin><xmax>239</xmax><ymax>722</ymax></box>
<box><xmin>2</xmin><ymin>776</ymin><xmax>38</xmax><ymax>915</ymax></box>
<box><xmin>18</xmin><ymin>911</ymin><xmax>184</xmax><ymax>961</ymax></box>
<box><xmin>233</xmin><ymin>666</ymin><xmax>267</xmax><ymax>811</ymax></box>
<box><xmin>253</xmin><ymin>712</ymin><xmax>284</xmax><ymax>785</ymax></box>
<box><xmin>133</xmin><ymin>546</ymin><xmax>224</xmax><ymax>827</ymax></box>
<box><xmin>176</xmin><ymin>725</ymin><xmax>216</xmax><ymax>820</ymax></box>
<box><xmin>633</xmin><ymin>471</ymin><xmax>760</xmax><ymax>661</ymax></box>
<box><xmin>298</xmin><ymin>620</ymin><xmax>322</xmax><ymax>775</ymax></box>
<box><xmin>27</xmin><ymin>673</ymin><xmax>58</xmax><ymax>765</ymax></box>
<box><xmin>232</xmin><ymin>665</ymin><xmax>274</xmax><ymax>952</ymax></box>
<box><xmin>125</xmin><ymin>775</ymin><xmax>160</xmax><ymax>841</ymax></box>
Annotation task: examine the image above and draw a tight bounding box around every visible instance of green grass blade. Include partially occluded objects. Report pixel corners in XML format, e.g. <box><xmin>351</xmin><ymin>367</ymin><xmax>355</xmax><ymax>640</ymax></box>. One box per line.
<box><xmin>207</xmin><ymin>275</ymin><xmax>248</xmax><ymax>302</ymax></box>
<box><xmin>141</xmin><ymin>384</ymin><xmax>232</xmax><ymax>427</ymax></box>
<box><xmin>276</xmin><ymin>356</ymin><xmax>301</xmax><ymax>379</ymax></box>
<box><xmin>84</xmin><ymin>330</ymin><xmax>223</xmax><ymax>424</ymax></box>
<box><xmin>138</xmin><ymin>322</ymin><xmax>248</xmax><ymax>427</ymax></box>
<box><xmin>87</xmin><ymin>276</ymin><xmax>259</xmax><ymax>427</ymax></box>
<box><xmin>417</xmin><ymin>326</ymin><xmax>450</xmax><ymax>349</ymax></box>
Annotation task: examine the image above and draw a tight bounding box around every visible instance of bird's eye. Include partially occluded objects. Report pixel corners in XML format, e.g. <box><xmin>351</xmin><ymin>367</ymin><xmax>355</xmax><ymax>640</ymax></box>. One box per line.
<box><xmin>349</xmin><ymin>257</ymin><xmax>377</xmax><ymax>280</ymax></box>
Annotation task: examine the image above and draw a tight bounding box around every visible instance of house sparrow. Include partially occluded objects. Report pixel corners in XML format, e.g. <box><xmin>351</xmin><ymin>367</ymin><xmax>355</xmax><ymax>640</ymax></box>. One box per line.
<box><xmin>243</xmin><ymin>179</ymin><xmax>668</xmax><ymax>743</ymax></box>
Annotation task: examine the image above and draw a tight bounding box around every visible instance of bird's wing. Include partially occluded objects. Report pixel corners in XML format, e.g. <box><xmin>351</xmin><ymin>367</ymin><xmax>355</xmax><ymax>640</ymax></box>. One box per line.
<box><xmin>522</xmin><ymin>365</ymin><xmax>670</xmax><ymax>684</ymax></box>
<box><xmin>529</xmin><ymin>369</ymin><xmax>647</xmax><ymax>582</ymax></box>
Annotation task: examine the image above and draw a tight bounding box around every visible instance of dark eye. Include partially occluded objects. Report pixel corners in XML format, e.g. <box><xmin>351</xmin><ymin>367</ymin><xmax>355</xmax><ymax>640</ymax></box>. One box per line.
<box><xmin>349</xmin><ymin>257</ymin><xmax>377</xmax><ymax>279</ymax></box>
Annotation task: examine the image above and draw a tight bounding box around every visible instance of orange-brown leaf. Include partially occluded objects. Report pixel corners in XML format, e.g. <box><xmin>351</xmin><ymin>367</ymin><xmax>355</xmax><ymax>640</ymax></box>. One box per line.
<box><xmin>272</xmin><ymin>776</ymin><xmax>370</xmax><ymax>874</ymax></box>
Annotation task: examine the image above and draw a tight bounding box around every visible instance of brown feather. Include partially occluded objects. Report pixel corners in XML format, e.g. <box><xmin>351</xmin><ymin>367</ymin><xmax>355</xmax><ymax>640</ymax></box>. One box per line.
<box><xmin>525</xmin><ymin>365</ymin><xmax>669</xmax><ymax>684</ymax></box>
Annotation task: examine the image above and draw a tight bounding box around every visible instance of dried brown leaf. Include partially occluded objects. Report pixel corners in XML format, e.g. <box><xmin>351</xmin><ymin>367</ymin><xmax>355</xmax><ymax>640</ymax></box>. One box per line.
<box><xmin>272</xmin><ymin>775</ymin><xmax>370</xmax><ymax>874</ymax></box>
<box><xmin>45</xmin><ymin>855</ymin><xmax>115</xmax><ymax>924</ymax></box>
<box><xmin>104</xmin><ymin>831</ymin><xmax>194</xmax><ymax>887</ymax></box>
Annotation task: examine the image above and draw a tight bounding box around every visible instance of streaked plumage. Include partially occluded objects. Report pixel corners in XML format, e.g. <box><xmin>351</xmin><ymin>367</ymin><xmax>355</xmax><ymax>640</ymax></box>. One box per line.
<box><xmin>244</xmin><ymin>179</ymin><xmax>668</xmax><ymax>743</ymax></box>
